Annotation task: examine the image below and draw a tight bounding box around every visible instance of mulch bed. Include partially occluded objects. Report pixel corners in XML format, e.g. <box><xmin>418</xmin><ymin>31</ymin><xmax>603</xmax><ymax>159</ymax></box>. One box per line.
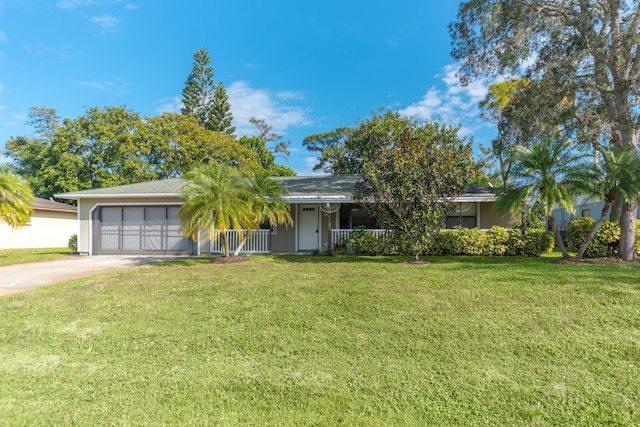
<box><xmin>211</xmin><ymin>255</ymin><xmax>251</xmax><ymax>264</ymax></box>
<box><xmin>551</xmin><ymin>257</ymin><xmax>640</xmax><ymax>264</ymax></box>
<box><xmin>404</xmin><ymin>260</ymin><xmax>430</xmax><ymax>265</ymax></box>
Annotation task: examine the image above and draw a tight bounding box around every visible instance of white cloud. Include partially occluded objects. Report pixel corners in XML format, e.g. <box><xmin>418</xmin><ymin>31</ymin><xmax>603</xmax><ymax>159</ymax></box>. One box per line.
<box><xmin>57</xmin><ymin>0</ymin><xmax>98</xmax><ymax>9</ymax></box>
<box><xmin>90</xmin><ymin>14</ymin><xmax>121</xmax><ymax>33</ymax></box>
<box><xmin>124</xmin><ymin>3</ymin><xmax>140</xmax><ymax>10</ymax></box>
<box><xmin>0</xmin><ymin>29</ymin><xmax>8</xmax><ymax>43</ymax></box>
<box><xmin>227</xmin><ymin>81</ymin><xmax>313</xmax><ymax>136</ymax></box>
<box><xmin>399</xmin><ymin>88</ymin><xmax>442</xmax><ymax>119</ymax></box>
<box><xmin>276</xmin><ymin>91</ymin><xmax>305</xmax><ymax>101</ymax></box>
<box><xmin>23</xmin><ymin>43</ymin><xmax>83</xmax><ymax>61</ymax></box>
<box><xmin>399</xmin><ymin>63</ymin><xmax>490</xmax><ymax>135</ymax></box>
<box><xmin>385</xmin><ymin>37</ymin><xmax>400</xmax><ymax>47</ymax></box>
<box><xmin>70</xmin><ymin>77</ymin><xmax>129</xmax><ymax>94</ymax></box>
<box><xmin>155</xmin><ymin>96</ymin><xmax>182</xmax><ymax>114</ymax></box>
<box><xmin>0</xmin><ymin>105</ymin><xmax>7</xmax><ymax>110</ymax></box>
<box><xmin>57</xmin><ymin>0</ymin><xmax>126</xmax><ymax>9</ymax></box>
<box><xmin>299</xmin><ymin>156</ymin><xmax>326</xmax><ymax>176</ymax></box>
<box><xmin>156</xmin><ymin>81</ymin><xmax>313</xmax><ymax>138</ymax></box>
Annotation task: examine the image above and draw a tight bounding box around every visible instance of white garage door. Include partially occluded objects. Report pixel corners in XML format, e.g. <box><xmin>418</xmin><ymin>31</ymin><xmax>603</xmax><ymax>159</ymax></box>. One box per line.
<box><xmin>96</xmin><ymin>206</ymin><xmax>193</xmax><ymax>255</ymax></box>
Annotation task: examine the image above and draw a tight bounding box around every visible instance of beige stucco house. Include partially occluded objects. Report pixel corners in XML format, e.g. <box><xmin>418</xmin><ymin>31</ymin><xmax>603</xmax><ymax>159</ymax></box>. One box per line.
<box><xmin>56</xmin><ymin>175</ymin><xmax>511</xmax><ymax>256</ymax></box>
<box><xmin>0</xmin><ymin>198</ymin><xmax>77</xmax><ymax>250</ymax></box>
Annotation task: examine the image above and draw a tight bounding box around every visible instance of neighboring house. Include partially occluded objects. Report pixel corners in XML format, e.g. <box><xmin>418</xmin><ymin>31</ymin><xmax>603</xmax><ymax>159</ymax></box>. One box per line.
<box><xmin>55</xmin><ymin>175</ymin><xmax>511</xmax><ymax>256</ymax></box>
<box><xmin>0</xmin><ymin>198</ymin><xmax>78</xmax><ymax>250</ymax></box>
<box><xmin>552</xmin><ymin>196</ymin><xmax>640</xmax><ymax>231</ymax></box>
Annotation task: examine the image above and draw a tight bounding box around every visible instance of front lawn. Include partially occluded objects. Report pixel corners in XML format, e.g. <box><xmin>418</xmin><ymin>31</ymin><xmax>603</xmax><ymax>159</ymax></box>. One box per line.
<box><xmin>0</xmin><ymin>248</ymin><xmax>72</xmax><ymax>266</ymax></box>
<box><xmin>1</xmin><ymin>255</ymin><xmax>639</xmax><ymax>425</ymax></box>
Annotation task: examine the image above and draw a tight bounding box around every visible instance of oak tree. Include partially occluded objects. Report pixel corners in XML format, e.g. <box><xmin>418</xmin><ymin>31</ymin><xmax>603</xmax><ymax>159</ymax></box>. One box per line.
<box><xmin>353</xmin><ymin>111</ymin><xmax>474</xmax><ymax>262</ymax></box>
<box><xmin>451</xmin><ymin>0</ymin><xmax>640</xmax><ymax>260</ymax></box>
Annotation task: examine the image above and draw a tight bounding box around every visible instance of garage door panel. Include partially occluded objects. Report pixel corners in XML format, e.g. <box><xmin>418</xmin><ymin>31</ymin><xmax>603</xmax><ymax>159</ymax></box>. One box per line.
<box><xmin>100</xmin><ymin>207</ymin><xmax>122</xmax><ymax>251</ymax></box>
<box><xmin>144</xmin><ymin>226</ymin><xmax>163</xmax><ymax>250</ymax></box>
<box><xmin>98</xmin><ymin>206</ymin><xmax>192</xmax><ymax>255</ymax></box>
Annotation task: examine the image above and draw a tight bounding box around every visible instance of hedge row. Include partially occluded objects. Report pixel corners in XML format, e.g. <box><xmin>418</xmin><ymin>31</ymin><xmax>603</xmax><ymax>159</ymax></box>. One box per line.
<box><xmin>567</xmin><ymin>217</ymin><xmax>640</xmax><ymax>258</ymax></box>
<box><xmin>338</xmin><ymin>226</ymin><xmax>554</xmax><ymax>257</ymax></box>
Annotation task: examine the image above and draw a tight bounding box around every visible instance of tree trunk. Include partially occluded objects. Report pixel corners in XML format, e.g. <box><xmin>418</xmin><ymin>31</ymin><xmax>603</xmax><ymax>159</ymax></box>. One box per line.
<box><xmin>619</xmin><ymin>201</ymin><xmax>637</xmax><ymax>261</ymax></box>
<box><xmin>548</xmin><ymin>214</ymin><xmax>570</xmax><ymax>259</ymax></box>
<box><xmin>413</xmin><ymin>252</ymin><xmax>420</xmax><ymax>263</ymax></box>
<box><xmin>233</xmin><ymin>230</ymin><xmax>249</xmax><ymax>256</ymax></box>
<box><xmin>609</xmin><ymin>199</ymin><xmax>623</xmax><ymax>222</ymax></box>
<box><xmin>575</xmin><ymin>201</ymin><xmax>612</xmax><ymax>259</ymax></box>
<box><xmin>221</xmin><ymin>233</ymin><xmax>230</xmax><ymax>257</ymax></box>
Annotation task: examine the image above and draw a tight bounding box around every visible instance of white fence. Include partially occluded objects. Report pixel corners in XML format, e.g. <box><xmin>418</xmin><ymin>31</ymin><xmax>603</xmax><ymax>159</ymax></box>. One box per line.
<box><xmin>331</xmin><ymin>229</ymin><xmax>388</xmax><ymax>251</ymax></box>
<box><xmin>211</xmin><ymin>229</ymin><xmax>271</xmax><ymax>254</ymax></box>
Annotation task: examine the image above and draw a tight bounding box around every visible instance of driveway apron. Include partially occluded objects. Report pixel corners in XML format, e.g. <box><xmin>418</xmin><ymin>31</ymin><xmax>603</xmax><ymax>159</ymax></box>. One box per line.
<box><xmin>0</xmin><ymin>256</ymin><xmax>178</xmax><ymax>296</ymax></box>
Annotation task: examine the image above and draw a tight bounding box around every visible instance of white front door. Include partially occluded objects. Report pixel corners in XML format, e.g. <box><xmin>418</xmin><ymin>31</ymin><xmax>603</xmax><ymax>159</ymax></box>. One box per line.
<box><xmin>298</xmin><ymin>205</ymin><xmax>319</xmax><ymax>251</ymax></box>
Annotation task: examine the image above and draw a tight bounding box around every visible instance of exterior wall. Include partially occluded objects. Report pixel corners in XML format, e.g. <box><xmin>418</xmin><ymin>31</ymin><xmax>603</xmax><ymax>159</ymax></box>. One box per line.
<box><xmin>553</xmin><ymin>198</ymin><xmax>640</xmax><ymax>230</ymax></box>
<box><xmin>267</xmin><ymin>203</ymin><xmax>341</xmax><ymax>253</ymax></box>
<box><xmin>77</xmin><ymin>197</ymin><xmax>184</xmax><ymax>255</ymax></box>
<box><xmin>478</xmin><ymin>202</ymin><xmax>513</xmax><ymax>229</ymax></box>
<box><xmin>320</xmin><ymin>208</ymin><xmax>338</xmax><ymax>252</ymax></box>
<box><xmin>0</xmin><ymin>210</ymin><xmax>77</xmax><ymax>249</ymax></box>
<box><xmin>75</xmin><ymin>198</ymin><xmax>513</xmax><ymax>255</ymax></box>
<box><xmin>199</xmin><ymin>229</ymin><xmax>213</xmax><ymax>255</ymax></box>
<box><xmin>270</xmin><ymin>222</ymin><xmax>296</xmax><ymax>253</ymax></box>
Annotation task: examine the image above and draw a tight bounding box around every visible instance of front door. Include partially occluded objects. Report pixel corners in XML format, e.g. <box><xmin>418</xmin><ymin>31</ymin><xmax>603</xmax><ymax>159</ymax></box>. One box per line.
<box><xmin>298</xmin><ymin>205</ymin><xmax>319</xmax><ymax>251</ymax></box>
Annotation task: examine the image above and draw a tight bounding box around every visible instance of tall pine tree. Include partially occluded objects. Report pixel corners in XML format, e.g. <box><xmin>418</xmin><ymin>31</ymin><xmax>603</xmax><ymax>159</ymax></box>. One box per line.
<box><xmin>211</xmin><ymin>82</ymin><xmax>235</xmax><ymax>135</ymax></box>
<box><xmin>181</xmin><ymin>48</ymin><xmax>235</xmax><ymax>135</ymax></box>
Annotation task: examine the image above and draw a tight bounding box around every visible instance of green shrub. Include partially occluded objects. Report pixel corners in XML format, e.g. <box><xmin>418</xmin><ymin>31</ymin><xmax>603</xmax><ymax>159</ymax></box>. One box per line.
<box><xmin>567</xmin><ymin>217</ymin><xmax>621</xmax><ymax>258</ymax></box>
<box><xmin>430</xmin><ymin>227</ymin><xmax>551</xmax><ymax>257</ymax></box>
<box><xmin>68</xmin><ymin>234</ymin><xmax>78</xmax><ymax>253</ymax></box>
<box><xmin>505</xmin><ymin>230</ymin><xmax>526</xmax><ymax>256</ymax></box>
<box><xmin>431</xmin><ymin>230</ymin><xmax>457</xmax><ymax>255</ymax></box>
<box><xmin>519</xmin><ymin>229</ymin><xmax>554</xmax><ymax>257</ymax></box>
<box><xmin>636</xmin><ymin>220</ymin><xmax>640</xmax><ymax>257</ymax></box>
<box><xmin>340</xmin><ymin>226</ymin><xmax>554</xmax><ymax>258</ymax></box>
<box><xmin>454</xmin><ymin>227</ymin><xmax>486</xmax><ymax>255</ymax></box>
<box><xmin>485</xmin><ymin>226</ymin><xmax>511</xmax><ymax>256</ymax></box>
<box><xmin>343</xmin><ymin>227</ymin><xmax>401</xmax><ymax>256</ymax></box>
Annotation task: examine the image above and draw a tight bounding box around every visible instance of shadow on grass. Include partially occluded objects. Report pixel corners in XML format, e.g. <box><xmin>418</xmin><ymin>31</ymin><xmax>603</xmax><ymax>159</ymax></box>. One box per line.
<box><xmin>155</xmin><ymin>257</ymin><xmax>215</xmax><ymax>267</ymax></box>
<box><xmin>0</xmin><ymin>250</ymin><xmax>72</xmax><ymax>257</ymax></box>
<box><xmin>270</xmin><ymin>254</ymin><xmax>557</xmax><ymax>266</ymax></box>
<box><xmin>151</xmin><ymin>253</ymin><xmax>635</xmax><ymax>270</ymax></box>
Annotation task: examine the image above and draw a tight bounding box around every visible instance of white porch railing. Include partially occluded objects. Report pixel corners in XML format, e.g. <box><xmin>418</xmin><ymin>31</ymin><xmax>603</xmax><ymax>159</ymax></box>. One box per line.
<box><xmin>211</xmin><ymin>229</ymin><xmax>271</xmax><ymax>254</ymax></box>
<box><xmin>331</xmin><ymin>229</ymin><xmax>388</xmax><ymax>251</ymax></box>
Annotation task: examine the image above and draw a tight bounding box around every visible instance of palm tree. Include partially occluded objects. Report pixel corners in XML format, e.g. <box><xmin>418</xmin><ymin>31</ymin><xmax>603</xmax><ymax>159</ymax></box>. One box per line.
<box><xmin>0</xmin><ymin>168</ymin><xmax>34</xmax><ymax>228</ymax></box>
<box><xmin>573</xmin><ymin>148</ymin><xmax>640</xmax><ymax>259</ymax></box>
<box><xmin>494</xmin><ymin>136</ymin><xmax>591</xmax><ymax>259</ymax></box>
<box><xmin>179</xmin><ymin>163</ymin><xmax>255</xmax><ymax>257</ymax></box>
<box><xmin>233</xmin><ymin>170</ymin><xmax>292</xmax><ymax>256</ymax></box>
<box><xmin>179</xmin><ymin>164</ymin><xmax>292</xmax><ymax>257</ymax></box>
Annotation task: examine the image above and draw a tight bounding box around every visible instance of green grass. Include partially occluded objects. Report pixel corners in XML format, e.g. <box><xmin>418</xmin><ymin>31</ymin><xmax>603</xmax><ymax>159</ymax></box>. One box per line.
<box><xmin>0</xmin><ymin>248</ymin><xmax>72</xmax><ymax>266</ymax></box>
<box><xmin>1</xmin><ymin>255</ymin><xmax>639</xmax><ymax>426</ymax></box>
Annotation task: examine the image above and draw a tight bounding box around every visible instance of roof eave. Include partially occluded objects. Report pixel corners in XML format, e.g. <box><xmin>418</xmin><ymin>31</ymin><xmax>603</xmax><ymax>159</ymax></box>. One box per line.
<box><xmin>55</xmin><ymin>193</ymin><xmax>181</xmax><ymax>200</ymax></box>
<box><xmin>283</xmin><ymin>196</ymin><xmax>354</xmax><ymax>203</ymax></box>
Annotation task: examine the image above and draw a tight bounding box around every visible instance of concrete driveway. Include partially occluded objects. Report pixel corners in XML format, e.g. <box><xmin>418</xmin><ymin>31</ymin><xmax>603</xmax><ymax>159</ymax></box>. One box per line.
<box><xmin>0</xmin><ymin>255</ymin><xmax>181</xmax><ymax>297</ymax></box>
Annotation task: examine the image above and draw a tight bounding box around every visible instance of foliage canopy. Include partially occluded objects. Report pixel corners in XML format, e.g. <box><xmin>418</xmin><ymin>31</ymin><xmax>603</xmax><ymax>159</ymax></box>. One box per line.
<box><xmin>450</xmin><ymin>0</ymin><xmax>640</xmax><ymax>259</ymax></box>
<box><xmin>353</xmin><ymin>111</ymin><xmax>474</xmax><ymax>262</ymax></box>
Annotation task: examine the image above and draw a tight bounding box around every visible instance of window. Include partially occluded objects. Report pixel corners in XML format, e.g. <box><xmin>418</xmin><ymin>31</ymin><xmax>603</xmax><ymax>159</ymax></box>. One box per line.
<box><xmin>581</xmin><ymin>209</ymin><xmax>590</xmax><ymax>218</ymax></box>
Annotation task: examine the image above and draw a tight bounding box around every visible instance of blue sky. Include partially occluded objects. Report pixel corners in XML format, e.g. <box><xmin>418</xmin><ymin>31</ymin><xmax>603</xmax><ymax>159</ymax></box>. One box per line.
<box><xmin>0</xmin><ymin>0</ymin><xmax>495</xmax><ymax>175</ymax></box>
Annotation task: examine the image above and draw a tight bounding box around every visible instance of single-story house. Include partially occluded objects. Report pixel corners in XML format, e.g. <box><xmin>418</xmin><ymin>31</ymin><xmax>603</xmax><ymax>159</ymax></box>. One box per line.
<box><xmin>0</xmin><ymin>198</ymin><xmax>78</xmax><ymax>250</ymax></box>
<box><xmin>55</xmin><ymin>175</ymin><xmax>511</xmax><ymax>256</ymax></box>
<box><xmin>552</xmin><ymin>195</ymin><xmax>640</xmax><ymax>230</ymax></box>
